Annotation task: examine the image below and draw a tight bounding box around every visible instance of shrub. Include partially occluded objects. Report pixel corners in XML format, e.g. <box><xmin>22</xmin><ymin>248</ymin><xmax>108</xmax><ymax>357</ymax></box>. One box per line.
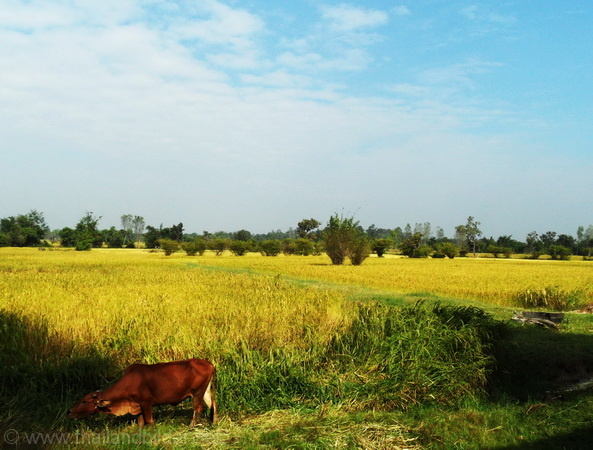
<box><xmin>259</xmin><ymin>240</ymin><xmax>282</xmax><ymax>257</ymax></box>
<box><xmin>157</xmin><ymin>238</ymin><xmax>180</xmax><ymax>256</ymax></box>
<box><xmin>181</xmin><ymin>239</ymin><xmax>207</xmax><ymax>256</ymax></box>
<box><xmin>514</xmin><ymin>286</ymin><xmax>584</xmax><ymax>311</ymax></box>
<box><xmin>350</xmin><ymin>236</ymin><xmax>371</xmax><ymax>266</ymax></box>
<box><xmin>209</xmin><ymin>238</ymin><xmax>230</xmax><ymax>256</ymax></box>
<box><xmin>229</xmin><ymin>240</ymin><xmax>250</xmax><ymax>256</ymax></box>
<box><xmin>548</xmin><ymin>245</ymin><xmax>572</xmax><ymax>261</ymax></box>
<box><xmin>399</xmin><ymin>233</ymin><xmax>422</xmax><ymax>258</ymax></box>
<box><xmin>293</xmin><ymin>238</ymin><xmax>314</xmax><ymax>256</ymax></box>
<box><xmin>75</xmin><ymin>239</ymin><xmax>92</xmax><ymax>251</ymax></box>
<box><xmin>324</xmin><ymin>213</ymin><xmax>369</xmax><ymax>265</ymax></box>
<box><xmin>372</xmin><ymin>238</ymin><xmax>392</xmax><ymax>257</ymax></box>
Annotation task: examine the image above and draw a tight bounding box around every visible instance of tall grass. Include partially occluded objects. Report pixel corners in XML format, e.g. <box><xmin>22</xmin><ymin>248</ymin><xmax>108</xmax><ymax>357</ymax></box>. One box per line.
<box><xmin>0</xmin><ymin>248</ymin><xmax>504</xmax><ymax>430</ymax></box>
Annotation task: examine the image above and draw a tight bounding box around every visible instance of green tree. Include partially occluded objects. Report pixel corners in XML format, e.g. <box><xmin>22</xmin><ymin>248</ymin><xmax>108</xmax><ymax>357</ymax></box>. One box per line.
<box><xmin>59</xmin><ymin>227</ymin><xmax>77</xmax><ymax>247</ymax></box>
<box><xmin>170</xmin><ymin>223</ymin><xmax>184</xmax><ymax>242</ymax></box>
<box><xmin>549</xmin><ymin>245</ymin><xmax>571</xmax><ymax>261</ymax></box>
<box><xmin>181</xmin><ymin>239</ymin><xmax>207</xmax><ymax>256</ymax></box>
<box><xmin>457</xmin><ymin>216</ymin><xmax>482</xmax><ymax>258</ymax></box>
<box><xmin>233</xmin><ymin>229</ymin><xmax>252</xmax><ymax>241</ymax></box>
<box><xmin>158</xmin><ymin>238</ymin><xmax>180</xmax><ymax>256</ymax></box>
<box><xmin>229</xmin><ymin>240</ymin><xmax>250</xmax><ymax>256</ymax></box>
<box><xmin>103</xmin><ymin>226</ymin><xmax>125</xmax><ymax>248</ymax></box>
<box><xmin>399</xmin><ymin>232</ymin><xmax>423</xmax><ymax>258</ymax></box>
<box><xmin>0</xmin><ymin>210</ymin><xmax>49</xmax><ymax>247</ymax></box>
<box><xmin>209</xmin><ymin>238</ymin><xmax>230</xmax><ymax>256</ymax></box>
<box><xmin>259</xmin><ymin>240</ymin><xmax>282</xmax><ymax>256</ymax></box>
<box><xmin>294</xmin><ymin>238</ymin><xmax>315</xmax><ymax>256</ymax></box>
<box><xmin>75</xmin><ymin>212</ymin><xmax>102</xmax><ymax>249</ymax></box>
<box><xmin>372</xmin><ymin>238</ymin><xmax>392</xmax><ymax>257</ymax></box>
<box><xmin>297</xmin><ymin>219</ymin><xmax>321</xmax><ymax>240</ymax></box>
<box><xmin>143</xmin><ymin>225</ymin><xmax>162</xmax><ymax>249</ymax></box>
<box><xmin>323</xmin><ymin>213</ymin><xmax>369</xmax><ymax>265</ymax></box>
<box><xmin>434</xmin><ymin>242</ymin><xmax>460</xmax><ymax>259</ymax></box>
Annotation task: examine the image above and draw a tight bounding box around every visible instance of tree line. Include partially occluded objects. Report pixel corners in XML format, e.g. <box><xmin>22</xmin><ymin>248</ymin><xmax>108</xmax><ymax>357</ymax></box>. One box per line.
<box><xmin>1</xmin><ymin>210</ymin><xmax>593</xmax><ymax>263</ymax></box>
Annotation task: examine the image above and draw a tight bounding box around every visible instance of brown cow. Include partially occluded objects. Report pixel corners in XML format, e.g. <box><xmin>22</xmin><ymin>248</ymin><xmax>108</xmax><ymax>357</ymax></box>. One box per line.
<box><xmin>68</xmin><ymin>358</ymin><xmax>217</xmax><ymax>426</ymax></box>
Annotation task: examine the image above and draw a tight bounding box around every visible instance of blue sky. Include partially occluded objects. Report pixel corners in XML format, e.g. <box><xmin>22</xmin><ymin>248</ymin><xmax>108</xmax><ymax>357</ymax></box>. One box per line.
<box><xmin>1</xmin><ymin>0</ymin><xmax>591</xmax><ymax>238</ymax></box>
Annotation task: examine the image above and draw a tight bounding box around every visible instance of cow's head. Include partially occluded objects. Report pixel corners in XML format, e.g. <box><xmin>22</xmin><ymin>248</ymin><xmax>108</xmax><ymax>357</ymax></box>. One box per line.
<box><xmin>67</xmin><ymin>391</ymin><xmax>111</xmax><ymax>419</ymax></box>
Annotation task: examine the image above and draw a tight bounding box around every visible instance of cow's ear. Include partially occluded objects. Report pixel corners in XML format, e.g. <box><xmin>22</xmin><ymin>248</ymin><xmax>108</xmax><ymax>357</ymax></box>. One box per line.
<box><xmin>97</xmin><ymin>399</ymin><xmax>111</xmax><ymax>407</ymax></box>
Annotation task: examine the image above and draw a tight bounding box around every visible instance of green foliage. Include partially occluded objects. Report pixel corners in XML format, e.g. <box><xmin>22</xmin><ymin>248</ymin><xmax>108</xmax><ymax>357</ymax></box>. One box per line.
<box><xmin>210</xmin><ymin>238</ymin><xmax>230</xmax><ymax>256</ymax></box>
<box><xmin>323</xmin><ymin>213</ymin><xmax>369</xmax><ymax>265</ymax></box>
<box><xmin>350</xmin><ymin>236</ymin><xmax>371</xmax><ymax>265</ymax></box>
<box><xmin>294</xmin><ymin>238</ymin><xmax>315</xmax><ymax>256</ymax></box>
<box><xmin>434</xmin><ymin>242</ymin><xmax>460</xmax><ymax>259</ymax></box>
<box><xmin>399</xmin><ymin>232</ymin><xmax>423</xmax><ymax>258</ymax></box>
<box><xmin>548</xmin><ymin>245</ymin><xmax>572</xmax><ymax>260</ymax></box>
<box><xmin>229</xmin><ymin>240</ymin><xmax>250</xmax><ymax>256</ymax></box>
<box><xmin>457</xmin><ymin>216</ymin><xmax>482</xmax><ymax>257</ymax></box>
<box><xmin>102</xmin><ymin>226</ymin><xmax>125</xmax><ymax>248</ymax></box>
<box><xmin>158</xmin><ymin>238</ymin><xmax>180</xmax><ymax>256</ymax></box>
<box><xmin>296</xmin><ymin>218</ymin><xmax>321</xmax><ymax>240</ymax></box>
<box><xmin>59</xmin><ymin>227</ymin><xmax>77</xmax><ymax>247</ymax></box>
<box><xmin>372</xmin><ymin>238</ymin><xmax>392</xmax><ymax>257</ymax></box>
<box><xmin>487</xmin><ymin>245</ymin><xmax>513</xmax><ymax>258</ymax></box>
<box><xmin>233</xmin><ymin>229</ymin><xmax>252</xmax><ymax>241</ymax></box>
<box><xmin>514</xmin><ymin>286</ymin><xmax>584</xmax><ymax>310</ymax></box>
<box><xmin>181</xmin><ymin>239</ymin><xmax>207</xmax><ymax>256</ymax></box>
<box><xmin>215</xmin><ymin>302</ymin><xmax>504</xmax><ymax>414</ymax></box>
<box><xmin>75</xmin><ymin>239</ymin><xmax>92</xmax><ymax>251</ymax></box>
<box><xmin>0</xmin><ymin>210</ymin><xmax>49</xmax><ymax>247</ymax></box>
<box><xmin>74</xmin><ymin>212</ymin><xmax>103</xmax><ymax>248</ymax></box>
<box><xmin>259</xmin><ymin>240</ymin><xmax>282</xmax><ymax>256</ymax></box>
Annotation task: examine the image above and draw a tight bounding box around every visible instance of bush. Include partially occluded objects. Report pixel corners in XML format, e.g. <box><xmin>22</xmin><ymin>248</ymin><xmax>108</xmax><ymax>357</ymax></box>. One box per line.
<box><xmin>259</xmin><ymin>240</ymin><xmax>282</xmax><ymax>257</ymax></box>
<box><xmin>433</xmin><ymin>242</ymin><xmax>459</xmax><ymax>259</ymax></box>
<box><xmin>514</xmin><ymin>286</ymin><xmax>584</xmax><ymax>311</ymax></box>
<box><xmin>75</xmin><ymin>239</ymin><xmax>92</xmax><ymax>251</ymax></box>
<box><xmin>209</xmin><ymin>238</ymin><xmax>230</xmax><ymax>256</ymax></box>
<box><xmin>229</xmin><ymin>240</ymin><xmax>250</xmax><ymax>256</ymax></box>
<box><xmin>415</xmin><ymin>244</ymin><xmax>432</xmax><ymax>258</ymax></box>
<box><xmin>157</xmin><ymin>238</ymin><xmax>180</xmax><ymax>256</ymax></box>
<box><xmin>324</xmin><ymin>213</ymin><xmax>369</xmax><ymax>265</ymax></box>
<box><xmin>548</xmin><ymin>245</ymin><xmax>572</xmax><ymax>260</ymax></box>
<box><xmin>350</xmin><ymin>236</ymin><xmax>371</xmax><ymax>266</ymax></box>
<box><xmin>372</xmin><ymin>238</ymin><xmax>392</xmax><ymax>257</ymax></box>
<box><xmin>181</xmin><ymin>239</ymin><xmax>207</xmax><ymax>256</ymax></box>
<box><xmin>294</xmin><ymin>238</ymin><xmax>315</xmax><ymax>256</ymax></box>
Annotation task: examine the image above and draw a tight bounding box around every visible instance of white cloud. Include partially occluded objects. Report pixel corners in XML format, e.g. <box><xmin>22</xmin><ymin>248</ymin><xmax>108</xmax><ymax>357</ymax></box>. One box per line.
<box><xmin>393</xmin><ymin>6</ymin><xmax>411</xmax><ymax>17</ymax></box>
<box><xmin>320</xmin><ymin>4</ymin><xmax>389</xmax><ymax>32</ymax></box>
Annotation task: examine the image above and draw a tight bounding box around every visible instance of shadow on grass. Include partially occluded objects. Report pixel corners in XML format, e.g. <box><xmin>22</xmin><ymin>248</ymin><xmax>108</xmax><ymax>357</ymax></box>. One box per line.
<box><xmin>499</xmin><ymin>426</ymin><xmax>593</xmax><ymax>449</ymax></box>
<box><xmin>0</xmin><ymin>309</ymin><xmax>118</xmax><ymax>429</ymax></box>
<box><xmin>489</xmin><ymin>322</ymin><xmax>593</xmax><ymax>401</ymax></box>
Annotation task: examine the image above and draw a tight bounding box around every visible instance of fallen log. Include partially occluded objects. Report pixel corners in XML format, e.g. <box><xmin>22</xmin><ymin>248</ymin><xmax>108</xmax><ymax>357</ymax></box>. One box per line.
<box><xmin>512</xmin><ymin>311</ymin><xmax>564</xmax><ymax>330</ymax></box>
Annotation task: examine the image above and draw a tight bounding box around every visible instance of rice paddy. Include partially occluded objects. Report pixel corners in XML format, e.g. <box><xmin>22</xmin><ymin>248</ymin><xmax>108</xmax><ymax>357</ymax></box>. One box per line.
<box><xmin>1</xmin><ymin>247</ymin><xmax>593</xmax><ymax>448</ymax></box>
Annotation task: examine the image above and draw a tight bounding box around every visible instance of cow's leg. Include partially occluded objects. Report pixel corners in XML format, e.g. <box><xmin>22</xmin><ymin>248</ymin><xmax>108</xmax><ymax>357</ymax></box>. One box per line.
<box><xmin>140</xmin><ymin>403</ymin><xmax>154</xmax><ymax>426</ymax></box>
<box><xmin>190</xmin><ymin>394</ymin><xmax>204</xmax><ymax>427</ymax></box>
<box><xmin>137</xmin><ymin>414</ymin><xmax>145</xmax><ymax>426</ymax></box>
<box><xmin>203</xmin><ymin>380</ymin><xmax>218</xmax><ymax>424</ymax></box>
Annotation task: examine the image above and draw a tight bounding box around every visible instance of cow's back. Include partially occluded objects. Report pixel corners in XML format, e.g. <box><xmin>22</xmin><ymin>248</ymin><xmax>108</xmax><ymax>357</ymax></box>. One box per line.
<box><xmin>117</xmin><ymin>359</ymin><xmax>214</xmax><ymax>405</ymax></box>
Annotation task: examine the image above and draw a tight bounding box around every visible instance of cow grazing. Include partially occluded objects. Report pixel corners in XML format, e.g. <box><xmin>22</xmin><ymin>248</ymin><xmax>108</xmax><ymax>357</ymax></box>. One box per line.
<box><xmin>68</xmin><ymin>358</ymin><xmax>217</xmax><ymax>426</ymax></box>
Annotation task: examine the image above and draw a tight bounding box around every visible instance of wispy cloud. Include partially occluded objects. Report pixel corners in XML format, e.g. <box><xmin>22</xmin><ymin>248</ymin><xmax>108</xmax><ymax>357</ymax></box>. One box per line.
<box><xmin>320</xmin><ymin>4</ymin><xmax>389</xmax><ymax>32</ymax></box>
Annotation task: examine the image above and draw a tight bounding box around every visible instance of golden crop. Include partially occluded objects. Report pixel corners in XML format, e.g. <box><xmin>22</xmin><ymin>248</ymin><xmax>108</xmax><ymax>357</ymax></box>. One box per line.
<box><xmin>1</xmin><ymin>248</ymin><xmax>591</xmax><ymax>368</ymax></box>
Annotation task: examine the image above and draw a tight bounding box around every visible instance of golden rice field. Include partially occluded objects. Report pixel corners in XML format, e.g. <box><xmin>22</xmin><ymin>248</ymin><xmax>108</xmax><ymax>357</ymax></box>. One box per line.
<box><xmin>1</xmin><ymin>247</ymin><xmax>591</xmax><ymax>367</ymax></box>
<box><xmin>176</xmin><ymin>250</ymin><xmax>593</xmax><ymax>306</ymax></box>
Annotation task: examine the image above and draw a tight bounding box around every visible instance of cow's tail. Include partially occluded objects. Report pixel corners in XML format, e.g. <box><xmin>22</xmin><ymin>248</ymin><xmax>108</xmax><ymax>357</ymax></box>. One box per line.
<box><xmin>206</xmin><ymin>365</ymin><xmax>218</xmax><ymax>424</ymax></box>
